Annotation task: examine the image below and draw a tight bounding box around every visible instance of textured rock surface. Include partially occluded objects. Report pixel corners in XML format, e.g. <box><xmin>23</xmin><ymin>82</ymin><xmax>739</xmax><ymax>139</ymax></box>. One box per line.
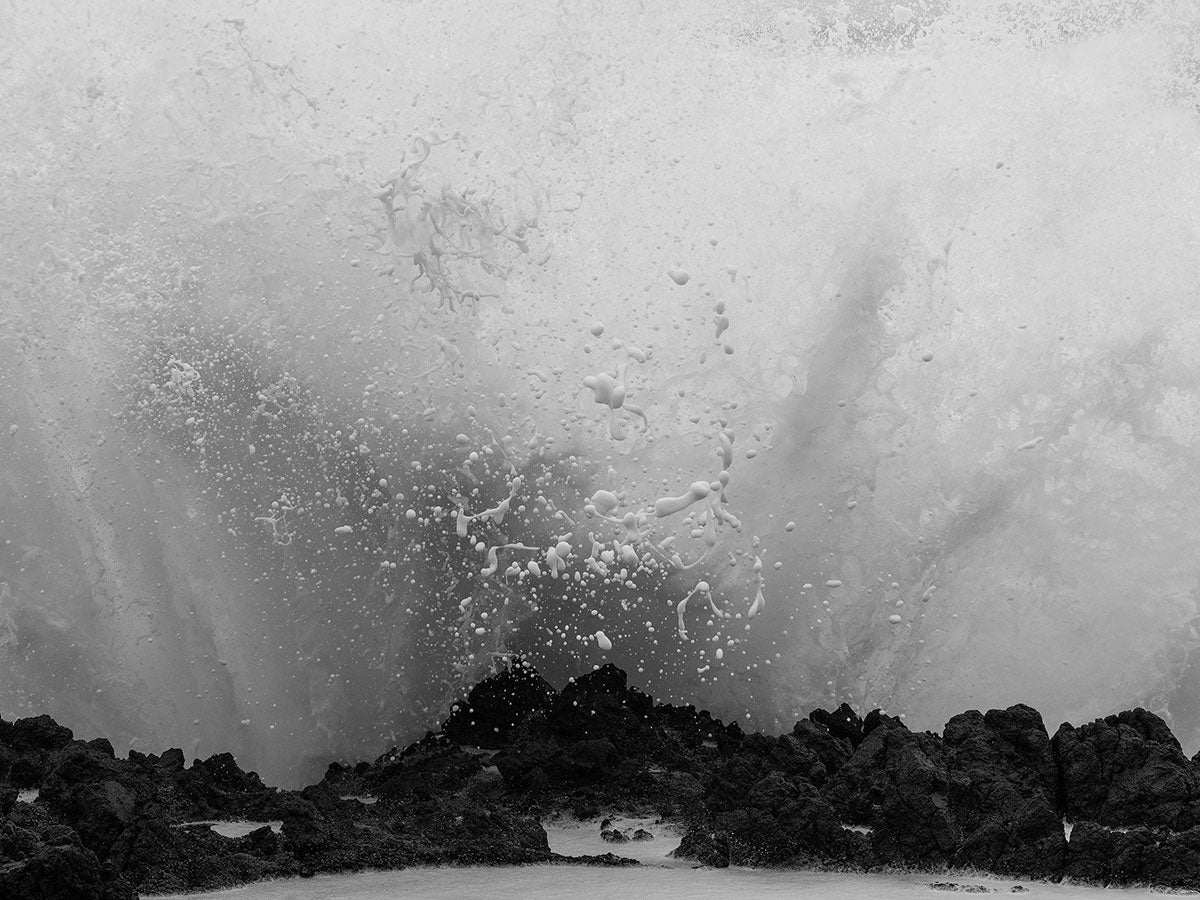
<box><xmin>6</xmin><ymin>659</ymin><xmax>1200</xmax><ymax>896</ymax></box>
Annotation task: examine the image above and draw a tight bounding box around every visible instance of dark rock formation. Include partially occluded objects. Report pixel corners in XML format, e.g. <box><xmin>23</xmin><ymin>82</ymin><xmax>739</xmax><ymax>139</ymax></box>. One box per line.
<box><xmin>809</xmin><ymin>703</ymin><xmax>865</xmax><ymax>748</ymax></box>
<box><xmin>442</xmin><ymin>657</ymin><xmax>556</xmax><ymax>748</ymax></box>
<box><xmin>1053</xmin><ymin>708</ymin><xmax>1200</xmax><ymax>830</ymax></box>
<box><xmin>7</xmin><ymin>660</ymin><xmax>1200</xmax><ymax>896</ymax></box>
<box><xmin>944</xmin><ymin>704</ymin><xmax>1065</xmax><ymax>879</ymax></box>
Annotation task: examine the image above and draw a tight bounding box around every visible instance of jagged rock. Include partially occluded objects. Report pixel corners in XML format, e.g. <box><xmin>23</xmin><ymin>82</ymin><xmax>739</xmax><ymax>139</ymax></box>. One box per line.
<box><xmin>493</xmin><ymin>737</ymin><xmax>558</xmax><ymax>789</ymax></box>
<box><xmin>442</xmin><ymin>657</ymin><xmax>557</xmax><ymax>748</ymax></box>
<box><xmin>3</xmin><ymin>714</ymin><xmax>74</xmax><ymax>754</ymax></box>
<box><xmin>279</xmin><ymin>803</ymin><xmax>336</xmax><ymax>863</ymax></box>
<box><xmin>1062</xmin><ymin>819</ymin><xmax>1159</xmax><ymax>884</ymax></box>
<box><xmin>1063</xmin><ymin>819</ymin><xmax>1200</xmax><ymax>890</ymax></box>
<box><xmin>945</xmin><ymin>705</ymin><xmax>1058</xmax><ymax>819</ymax></box>
<box><xmin>0</xmin><ymin>785</ymin><xmax>17</xmax><ymax>816</ymax></box>
<box><xmin>34</xmin><ymin>744</ymin><xmax>138</xmax><ymax>861</ymax></box>
<box><xmin>1140</xmin><ymin>825</ymin><xmax>1200</xmax><ymax>888</ymax></box>
<box><xmin>653</xmin><ymin>703</ymin><xmax>730</xmax><ymax>750</ymax></box>
<box><xmin>8</xmin><ymin>754</ymin><xmax>51</xmax><ymax>788</ymax></box>
<box><xmin>739</xmin><ymin>776</ymin><xmax>864</xmax><ymax>866</ymax></box>
<box><xmin>551</xmin><ymin>851</ymin><xmax>640</xmax><ymax>866</ymax></box>
<box><xmin>654</xmin><ymin>771</ymin><xmax>705</xmax><ymax>817</ymax></box>
<box><xmin>157</xmin><ymin>748</ymin><xmax>186</xmax><ymax>773</ymax></box>
<box><xmin>674</xmin><ymin>827</ymin><xmax>730</xmax><ymax>867</ymax></box>
<box><xmin>1053</xmin><ymin>709</ymin><xmax>1200</xmax><ymax>830</ymax></box>
<box><xmin>810</xmin><ymin>703</ymin><xmax>864</xmax><ymax>748</ymax></box>
<box><xmin>440</xmin><ymin>807</ymin><xmax>551</xmax><ymax>864</ymax></box>
<box><xmin>953</xmin><ymin>795</ymin><xmax>1065</xmax><ymax>879</ymax></box>
<box><xmin>0</xmin><ymin>843</ymin><xmax>121</xmax><ymax>900</ymax></box>
<box><xmin>1</xmin><ymin>715</ymin><xmax>75</xmax><ymax>788</ymax></box>
<box><xmin>54</xmin><ymin>779</ymin><xmax>136</xmax><ymax>860</ymax></box>
<box><xmin>551</xmin><ymin>738</ymin><xmax>618</xmax><ymax>781</ymax></box>
<box><xmin>177</xmin><ymin>752</ymin><xmax>273</xmax><ymax>819</ymax></box>
<box><xmin>550</xmin><ymin>664</ymin><xmax>652</xmax><ymax>751</ymax></box>
<box><xmin>461</xmin><ymin>765</ymin><xmax>506</xmax><ymax>803</ymax></box>
<box><xmin>109</xmin><ymin>810</ymin><xmax>293</xmax><ymax>894</ymax></box>
<box><xmin>42</xmin><ymin>743</ymin><xmax>122</xmax><ymax>794</ymax></box>
<box><xmin>369</xmin><ymin>738</ymin><xmax>484</xmax><ymax>801</ymax></box>
<box><xmin>944</xmin><ymin>705</ymin><xmax>1065</xmax><ymax>877</ymax></box>
<box><xmin>822</xmin><ymin>713</ymin><xmax>959</xmax><ymax>866</ymax></box>
<box><xmin>10</xmin><ymin>670</ymin><xmax>1200</xmax><ymax>894</ymax></box>
<box><xmin>790</xmin><ymin>718</ymin><xmax>853</xmax><ymax>780</ymax></box>
<box><xmin>87</xmin><ymin>738</ymin><xmax>115</xmax><ymax>758</ymax></box>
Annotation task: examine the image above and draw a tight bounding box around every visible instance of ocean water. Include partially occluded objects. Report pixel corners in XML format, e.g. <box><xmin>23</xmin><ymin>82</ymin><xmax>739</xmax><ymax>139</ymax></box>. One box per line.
<box><xmin>151</xmin><ymin>866</ymin><xmax>1176</xmax><ymax>900</ymax></box>
<box><xmin>4</xmin><ymin>0</ymin><xmax>1200</xmax><ymax>788</ymax></box>
<box><xmin>543</xmin><ymin>815</ymin><xmax>690</xmax><ymax>865</ymax></box>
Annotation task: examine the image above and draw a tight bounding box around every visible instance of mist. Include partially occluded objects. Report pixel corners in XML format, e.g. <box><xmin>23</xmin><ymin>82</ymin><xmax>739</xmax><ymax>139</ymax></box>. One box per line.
<box><xmin>3</xmin><ymin>0</ymin><xmax>1200</xmax><ymax>786</ymax></box>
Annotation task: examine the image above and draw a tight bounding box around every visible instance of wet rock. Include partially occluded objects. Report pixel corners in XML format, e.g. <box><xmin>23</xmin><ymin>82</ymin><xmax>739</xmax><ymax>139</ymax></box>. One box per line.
<box><xmin>944</xmin><ymin>705</ymin><xmax>1065</xmax><ymax>878</ymax></box>
<box><xmin>673</xmin><ymin>827</ymin><xmax>730</xmax><ymax>867</ymax></box>
<box><xmin>0</xmin><ymin>785</ymin><xmax>17</xmax><ymax>816</ymax></box>
<box><xmin>945</xmin><ymin>705</ymin><xmax>1058</xmax><ymax>820</ymax></box>
<box><xmin>54</xmin><ymin>779</ymin><xmax>136</xmax><ymax>860</ymax></box>
<box><xmin>442</xmin><ymin>806</ymin><xmax>551</xmax><ymax>864</ymax></box>
<box><xmin>492</xmin><ymin>736</ymin><xmax>557</xmax><ymax>789</ymax></box>
<box><xmin>550</xmin><ymin>664</ymin><xmax>652</xmax><ymax>752</ymax></box>
<box><xmin>653</xmin><ymin>771</ymin><xmax>704</xmax><ymax>817</ymax></box>
<box><xmin>42</xmin><ymin>743</ymin><xmax>123</xmax><ymax>794</ymax></box>
<box><xmin>8</xmin><ymin>753</ymin><xmax>51</xmax><ymax>788</ymax></box>
<box><xmin>157</xmin><ymin>748</ymin><xmax>185</xmax><ymax>773</ymax></box>
<box><xmin>740</xmin><ymin>776</ymin><xmax>863</xmax><ymax>866</ymax></box>
<box><xmin>1</xmin><ymin>716</ymin><xmax>76</xmax><ymax>789</ymax></box>
<box><xmin>177</xmin><ymin>752</ymin><xmax>274</xmax><ymax>819</ymax></box>
<box><xmin>461</xmin><ymin>765</ymin><xmax>506</xmax><ymax>803</ymax></box>
<box><xmin>12</xmin><ymin>670</ymin><xmax>1200</xmax><ymax>895</ymax></box>
<box><xmin>789</xmin><ymin>718</ymin><xmax>853</xmax><ymax>779</ymax></box>
<box><xmin>551</xmin><ymin>738</ymin><xmax>618</xmax><ymax>781</ymax></box>
<box><xmin>822</xmin><ymin>713</ymin><xmax>959</xmax><ymax>866</ymax></box>
<box><xmin>809</xmin><ymin>703</ymin><xmax>864</xmax><ymax>748</ymax></box>
<box><xmin>3</xmin><ymin>714</ymin><xmax>74</xmax><ymax>754</ymax></box>
<box><xmin>1061</xmin><ymin>819</ymin><xmax>1160</xmax><ymax>885</ymax></box>
<box><xmin>1053</xmin><ymin>709</ymin><xmax>1200</xmax><ymax>830</ymax></box>
<box><xmin>953</xmin><ymin>796</ymin><xmax>1065</xmax><ymax>880</ymax></box>
<box><xmin>550</xmin><ymin>851</ymin><xmax>640</xmax><ymax>866</ymax></box>
<box><xmin>109</xmin><ymin>809</ymin><xmax>292</xmax><ymax>894</ymax></box>
<box><xmin>87</xmin><ymin>738</ymin><xmax>115</xmax><ymax>758</ymax></box>
<box><xmin>369</xmin><ymin>737</ymin><xmax>484</xmax><ymax>801</ymax></box>
<box><xmin>442</xmin><ymin>656</ymin><xmax>557</xmax><ymax>748</ymax></box>
<box><xmin>0</xmin><ymin>843</ymin><xmax>116</xmax><ymax>900</ymax></box>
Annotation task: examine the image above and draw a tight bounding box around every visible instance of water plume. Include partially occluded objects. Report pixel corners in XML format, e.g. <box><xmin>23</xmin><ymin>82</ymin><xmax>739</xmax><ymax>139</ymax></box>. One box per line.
<box><xmin>2</xmin><ymin>0</ymin><xmax>1200</xmax><ymax>784</ymax></box>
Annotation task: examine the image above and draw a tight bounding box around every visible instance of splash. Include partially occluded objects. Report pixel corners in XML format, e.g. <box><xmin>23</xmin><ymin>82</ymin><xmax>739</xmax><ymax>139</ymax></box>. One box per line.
<box><xmin>2</xmin><ymin>0</ymin><xmax>1200</xmax><ymax>783</ymax></box>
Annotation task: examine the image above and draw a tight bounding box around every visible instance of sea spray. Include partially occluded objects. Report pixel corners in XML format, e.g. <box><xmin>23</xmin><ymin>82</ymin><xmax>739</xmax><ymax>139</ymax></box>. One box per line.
<box><xmin>2</xmin><ymin>0</ymin><xmax>1200</xmax><ymax>783</ymax></box>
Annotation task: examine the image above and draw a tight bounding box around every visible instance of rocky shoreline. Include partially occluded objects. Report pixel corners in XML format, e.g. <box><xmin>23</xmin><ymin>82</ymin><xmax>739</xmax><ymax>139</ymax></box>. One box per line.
<box><xmin>5</xmin><ymin>659</ymin><xmax>1200</xmax><ymax>897</ymax></box>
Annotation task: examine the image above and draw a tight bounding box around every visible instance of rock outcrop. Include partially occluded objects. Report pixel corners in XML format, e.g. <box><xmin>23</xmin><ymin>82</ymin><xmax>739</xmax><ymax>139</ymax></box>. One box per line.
<box><xmin>6</xmin><ymin>659</ymin><xmax>1200</xmax><ymax>897</ymax></box>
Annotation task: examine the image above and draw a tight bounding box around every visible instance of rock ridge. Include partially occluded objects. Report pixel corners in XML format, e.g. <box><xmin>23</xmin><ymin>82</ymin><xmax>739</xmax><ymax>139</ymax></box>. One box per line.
<box><xmin>3</xmin><ymin>663</ymin><xmax>1200</xmax><ymax>896</ymax></box>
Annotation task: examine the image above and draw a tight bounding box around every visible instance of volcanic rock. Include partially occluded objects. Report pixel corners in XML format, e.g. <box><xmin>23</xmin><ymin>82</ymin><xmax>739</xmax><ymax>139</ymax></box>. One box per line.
<box><xmin>7</xmin><ymin>665</ymin><xmax>1200</xmax><ymax>895</ymax></box>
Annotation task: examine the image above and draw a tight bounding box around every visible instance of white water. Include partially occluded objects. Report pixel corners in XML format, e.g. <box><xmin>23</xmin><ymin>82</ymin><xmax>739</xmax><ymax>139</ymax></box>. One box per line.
<box><xmin>544</xmin><ymin>815</ymin><xmax>688</xmax><ymax>866</ymax></box>
<box><xmin>3</xmin><ymin>0</ymin><xmax>1200</xmax><ymax>785</ymax></box>
<box><xmin>176</xmin><ymin>822</ymin><xmax>283</xmax><ymax>839</ymax></box>
<box><xmin>150</xmin><ymin>866</ymin><xmax>1175</xmax><ymax>900</ymax></box>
